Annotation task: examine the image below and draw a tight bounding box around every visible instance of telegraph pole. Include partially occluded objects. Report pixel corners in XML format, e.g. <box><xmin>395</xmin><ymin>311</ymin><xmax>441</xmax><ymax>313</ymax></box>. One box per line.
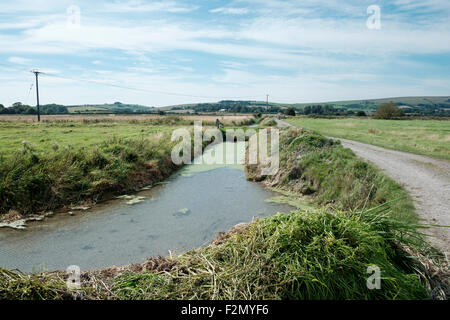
<box><xmin>31</xmin><ymin>70</ymin><xmax>42</xmax><ymax>122</ymax></box>
<box><xmin>266</xmin><ymin>94</ymin><xmax>269</xmax><ymax>109</ymax></box>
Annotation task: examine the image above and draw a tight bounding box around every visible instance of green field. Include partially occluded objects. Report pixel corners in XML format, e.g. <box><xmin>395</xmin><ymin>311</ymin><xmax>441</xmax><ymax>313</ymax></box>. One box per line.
<box><xmin>0</xmin><ymin>121</ymin><xmax>177</xmax><ymax>157</ymax></box>
<box><xmin>286</xmin><ymin>118</ymin><xmax>450</xmax><ymax>160</ymax></box>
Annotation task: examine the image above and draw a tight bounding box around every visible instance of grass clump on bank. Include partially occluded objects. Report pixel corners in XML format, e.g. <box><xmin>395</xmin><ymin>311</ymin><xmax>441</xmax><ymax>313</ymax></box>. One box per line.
<box><xmin>246</xmin><ymin>128</ymin><xmax>416</xmax><ymax>224</ymax></box>
<box><xmin>0</xmin><ymin>134</ymin><xmax>177</xmax><ymax>216</ymax></box>
<box><xmin>0</xmin><ymin>207</ymin><xmax>432</xmax><ymax>300</ymax></box>
<box><xmin>0</xmin><ymin>121</ymin><xmax>203</xmax><ymax>218</ymax></box>
<box><xmin>111</xmin><ymin>208</ymin><xmax>430</xmax><ymax>300</ymax></box>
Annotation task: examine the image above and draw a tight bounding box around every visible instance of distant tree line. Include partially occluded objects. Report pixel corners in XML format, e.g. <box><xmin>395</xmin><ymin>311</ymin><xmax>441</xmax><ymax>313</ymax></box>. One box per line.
<box><xmin>0</xmin><ymin>102</ymin><xmax>69</xmax><ymax>115</ymax></box>
<box><xmin>173</xmin><ymin>101</ymin><xmax>283</xmax><ymax>114</ymax></box>
<box><xmin>297</xmin><ymin>105</ymin><xmax>367</xmax><ymax>116</ymax></box>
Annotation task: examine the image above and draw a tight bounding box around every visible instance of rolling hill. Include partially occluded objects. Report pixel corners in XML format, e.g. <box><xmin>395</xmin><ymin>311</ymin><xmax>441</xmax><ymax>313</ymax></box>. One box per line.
<box><xmin>162</xmin><ymin>96</ymin><xmax>450</xmax><ymax>115</ymax></box>
<box><xmin>66</xmin><ymin>102</ymin><xmax>155</xmax><ymax>114</ymax></box>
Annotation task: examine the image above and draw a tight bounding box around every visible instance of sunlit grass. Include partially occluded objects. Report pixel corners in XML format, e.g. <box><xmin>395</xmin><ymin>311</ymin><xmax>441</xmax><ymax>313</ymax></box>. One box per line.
<box><xmin>286</xmin><ymin>118</ymin><xmax>450</xmax><ymax>160</ymax></box>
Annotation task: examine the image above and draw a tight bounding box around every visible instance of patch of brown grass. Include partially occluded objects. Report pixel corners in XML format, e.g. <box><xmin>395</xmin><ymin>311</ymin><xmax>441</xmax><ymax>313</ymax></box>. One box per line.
<box><xmin>0</xmin><ymin>114</ymin><xmax>253</xmax><ymax>124</ymax></box>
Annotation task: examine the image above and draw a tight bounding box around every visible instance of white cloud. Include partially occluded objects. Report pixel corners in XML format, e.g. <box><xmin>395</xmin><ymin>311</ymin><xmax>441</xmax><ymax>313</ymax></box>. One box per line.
<box><xmin>104</xmin><ymin>0</ymin><xmax>198</xmax><ymax>13</ymax></box>
<box><xmin>8</xmin><ymin>56</ymin><xmax>31</xmax><ymax>65</ymax></box>
<box><xmin>0</xmin><ymin>0</ymin><xmax>448</xmax><ymax>106</ymax></box>
<box><xmin>210</xmin><ymin>7</ymin><xmax>249</xmax><ymax>15</ymax></box>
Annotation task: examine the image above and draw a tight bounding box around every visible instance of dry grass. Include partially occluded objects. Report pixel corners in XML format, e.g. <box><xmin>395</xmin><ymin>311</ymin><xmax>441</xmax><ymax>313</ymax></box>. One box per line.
<box><xmin>0</xmin><ymin>114</ymin><xmax>253</xmax><ymax>124</ymax></box>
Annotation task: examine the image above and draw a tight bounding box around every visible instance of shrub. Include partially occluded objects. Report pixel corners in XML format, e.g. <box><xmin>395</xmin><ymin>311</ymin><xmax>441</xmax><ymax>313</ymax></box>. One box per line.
<box><xmin>285</xmin><ymin>107</ymin><xmax>296</xmax><ymax>116</ymax></box>
<box><xmin>356</xmin><ymin>110</ymin><xmax>367</xmax><ymax>117</ymax></box>
<box><xmin>374</xmin><ymin>103</ymin><xmax>404</xmax><ymax>119</ymax></box>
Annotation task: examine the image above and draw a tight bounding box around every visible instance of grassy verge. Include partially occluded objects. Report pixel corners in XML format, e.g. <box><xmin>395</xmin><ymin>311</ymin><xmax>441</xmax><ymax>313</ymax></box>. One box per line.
<box><xmin>0</xmin><ymin>119</ymin><xmax>204</xmax><ymax>218</ymax></box>
<box><xmin>285</xmin><ymin>118</ymin><xmax>450</xmax><ymax>160</ymax></box>
<box><xmin>246</xmin><ymin>128</ymin><xmax>417</xmax><ymax>224</ymax></box>
<box><xmin>0</xmin><ymin>128</ymin><xmax>448</xmax><ymax>300</ymax></box>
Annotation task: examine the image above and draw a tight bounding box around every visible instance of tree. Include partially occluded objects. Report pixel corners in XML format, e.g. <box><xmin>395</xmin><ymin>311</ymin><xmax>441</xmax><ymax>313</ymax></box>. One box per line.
<box><xmin>374</xmin><ymin>103</ymin><xmax>404</xmax><ymax>119</ymax></box>
<box><xmin>356</xmin><ymin>110</ymin><xmax>367</xmax><ymax>117</ymax></box>
<box><xmin>285</xmin><ymin>107</ymin><xmax>296</xmax><ymax>116</ymax></box>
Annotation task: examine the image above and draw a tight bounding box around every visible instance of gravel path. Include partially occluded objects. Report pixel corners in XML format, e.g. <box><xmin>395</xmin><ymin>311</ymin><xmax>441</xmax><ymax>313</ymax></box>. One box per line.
<box><xmin>276</xmin><ymin>118</ymin><xmax>450</xmax><ymax>255</ymax></box>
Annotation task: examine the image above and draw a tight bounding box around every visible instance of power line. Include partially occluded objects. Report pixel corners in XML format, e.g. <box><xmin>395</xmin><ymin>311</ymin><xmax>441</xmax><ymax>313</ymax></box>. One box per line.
<box><xmin>24</xmin><ymin>83</ymin><xmax>34</xmax><ymax>105</ymax></box>
<box><xmin>0</xmin><ymin>61</ymin><xmax>265</xmax><ymax>101</ymax></box>
<box><xmin>42</xmin><ymin>72</ymin><xmax>262</xmax><ymax>101</ymax></box>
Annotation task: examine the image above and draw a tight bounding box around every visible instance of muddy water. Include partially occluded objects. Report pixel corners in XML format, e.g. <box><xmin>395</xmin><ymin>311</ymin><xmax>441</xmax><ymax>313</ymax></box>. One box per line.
<box><xmin>0</xmin><ymin>142</ymin><xmax>293</xmax><ymax>272</ymax></box>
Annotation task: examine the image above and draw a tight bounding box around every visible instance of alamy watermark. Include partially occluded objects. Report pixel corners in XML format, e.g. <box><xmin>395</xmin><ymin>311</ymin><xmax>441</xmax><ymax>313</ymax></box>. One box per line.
<box><xmin>66</xmin><ymin>265</ymin><xmax>81</xmax><ymax>290</ymax></box>
<box><xmin>171</xmin><ymin>121</ymin><xmax>280</xmax><ymax>176</ymax></box>
<box><xmin>366</xmin><ymin>265</ymin><xmax>381</xmax><ymax>290</ymax></box>
<box><xmin>67</xmin><ymin>5</ymin><xmax>81</xmax><ymax>29</ymax></box>
<box><xmin>367</xmin><ymin>5</ymin><xmax>381</xmax><ymax>30</ymax></box>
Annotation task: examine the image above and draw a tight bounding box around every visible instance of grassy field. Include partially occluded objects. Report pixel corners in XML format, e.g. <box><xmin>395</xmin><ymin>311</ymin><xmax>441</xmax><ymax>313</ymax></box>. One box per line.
<box><xmin>286</xmin><ymin>118</ymin><xmax>450</xmax><ymax>160</ymax></box>
<box><xmin>0</xmin><ymin>121</ymin><xmax>174</xmax><ymax>157</ymax></box>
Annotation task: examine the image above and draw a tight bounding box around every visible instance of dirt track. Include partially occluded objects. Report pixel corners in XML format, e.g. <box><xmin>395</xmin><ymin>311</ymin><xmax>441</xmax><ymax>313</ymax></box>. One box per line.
<box><xmin>276</xmin><ymin>118</ymin><xmax>450</xmax><ymax>255</ymax></box>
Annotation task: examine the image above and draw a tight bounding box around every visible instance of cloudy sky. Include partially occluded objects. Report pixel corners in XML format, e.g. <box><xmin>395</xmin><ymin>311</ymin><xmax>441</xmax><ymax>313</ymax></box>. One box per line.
<box><xmin>0</xmin><ymin>0</ymin><xmax>449</xmax><ymax>107</ymax></box>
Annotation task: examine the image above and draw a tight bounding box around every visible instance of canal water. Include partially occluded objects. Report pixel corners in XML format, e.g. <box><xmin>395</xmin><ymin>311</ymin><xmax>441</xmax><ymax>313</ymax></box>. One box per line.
<box><xmin>0</xmin><ymin>142</ymin><xmax>293</xmax><ymax>272</ymax></box>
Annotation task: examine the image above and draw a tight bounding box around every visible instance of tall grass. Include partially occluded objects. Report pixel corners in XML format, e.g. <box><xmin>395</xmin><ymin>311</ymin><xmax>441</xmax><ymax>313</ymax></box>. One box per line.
<box><xmin>111</xmin><ymin>206</ymin><xmax>430</xmax><ymax>300</ymax></box>
<box><xmin>0</xmin><ymin>206</ymin><xmax>431</xmax><ymax>300</ymax></box>
<box><xmin>247</xmin><ymin>128</ymin><xmax>417</xmax><ymax>224</ymax></box>
<box><xmin>0</xmin><ymin>132</ymin><xmax>179</xmax><ymax>216</ymax></box>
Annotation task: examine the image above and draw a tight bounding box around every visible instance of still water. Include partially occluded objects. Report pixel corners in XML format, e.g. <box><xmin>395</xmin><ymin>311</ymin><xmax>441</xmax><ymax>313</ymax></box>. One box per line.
<box><xmin>0</xmin><ymin>142</ymin><xmax>293</xmax><ymax>272</ymax></box>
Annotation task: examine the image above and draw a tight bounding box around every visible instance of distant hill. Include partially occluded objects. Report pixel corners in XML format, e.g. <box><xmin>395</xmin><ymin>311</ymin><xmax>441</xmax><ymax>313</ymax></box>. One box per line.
<box><xmin>162</xmin><ymin>96</ymin><xmax>450</xmax><ymax>116</ymax></box>
<box><xmin>2</xmin><ymin>96</ymin><xmax>448</xmax><ymax>116</ymax></box>
<box><xmin>67</xmin><ymin>102</ymin><xmax>155</xmax><ymax>114</ymax></box>
<box><xmin>291</xmin><ymin>96</ymin><xmax>450</xmax><ymax>110</ymax></box>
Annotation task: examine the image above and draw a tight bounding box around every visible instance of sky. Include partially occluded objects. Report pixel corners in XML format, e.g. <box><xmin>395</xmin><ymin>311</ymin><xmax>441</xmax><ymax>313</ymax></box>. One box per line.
<box><xmin>0</xmin><ymin>0</ymin><xmax>449</xmax><ymax>107</ymax></box>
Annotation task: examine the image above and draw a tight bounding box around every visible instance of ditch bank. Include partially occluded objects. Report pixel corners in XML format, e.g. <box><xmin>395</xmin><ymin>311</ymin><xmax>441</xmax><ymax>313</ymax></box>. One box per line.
<box><xmin>0</xmin><ymin>132</ymin><xmax>211</xmax><ymax>227</ymax></box>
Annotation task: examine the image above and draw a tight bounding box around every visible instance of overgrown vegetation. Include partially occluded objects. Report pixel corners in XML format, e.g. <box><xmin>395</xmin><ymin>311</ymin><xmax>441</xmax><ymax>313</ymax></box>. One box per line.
<box><xmin>0</xmin><ymin>133</ymin><xmax>178</xmax><ymax>217</ymax></box>
<box><xmin>1</xmin><ymin>206</ymin><xmax>442</xmax><ymax>300</ymax></box>
<box><xmin>259</xmin><ymin>117</ymin><xmax>277</xmax><ymax>127</ymax></box>
<box><xmin>247</xmin><ymin>128</ymin><xmax>417</xmax><ymax>223</ymax></box>
<box><xmin>0</xmin><ymin>119</ymin><xmax>209</xmax><ymax>218</ymax></box>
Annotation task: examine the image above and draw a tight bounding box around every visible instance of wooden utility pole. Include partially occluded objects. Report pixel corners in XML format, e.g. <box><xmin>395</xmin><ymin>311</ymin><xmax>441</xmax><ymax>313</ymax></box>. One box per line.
<box><xmin>266</xmin><ymin>94</ymin><xmax>269</xmax><ymax>109</ymax></box>
<box><xmin>31</xmin><ymin>70</ymin><xmax>42</xmax><ymax>122</ymax></box>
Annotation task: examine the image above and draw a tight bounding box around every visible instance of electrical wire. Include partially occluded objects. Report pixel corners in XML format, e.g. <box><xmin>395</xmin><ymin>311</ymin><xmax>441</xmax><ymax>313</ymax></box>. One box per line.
<box><xmin>42</xmin><ymin>72</ymin><xmax>262</xmax><ymax>100</ymax></box>
<box><xmin>24</xmin><ymin>83</ymin><xmax>34</xmax><ymax>105</ymax></box>
<box><xmin>0</xmin><ymin>61</ymin><xmax>264</xmax><ymax>101</ymax></box>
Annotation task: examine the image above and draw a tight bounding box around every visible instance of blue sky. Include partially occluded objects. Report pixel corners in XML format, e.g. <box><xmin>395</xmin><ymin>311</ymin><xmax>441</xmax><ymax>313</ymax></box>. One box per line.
<box><xmin>0</xmin><ymin>0</ymin><xmax>449</xmax><ymax>107</ymax></box>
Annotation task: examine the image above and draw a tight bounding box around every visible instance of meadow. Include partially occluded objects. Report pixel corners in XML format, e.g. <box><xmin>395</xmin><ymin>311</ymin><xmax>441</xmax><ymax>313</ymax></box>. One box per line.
<box><xmin>286</xmin><ymin>118</ymin><xmax>450</xmax><ymax>160</ymax></box>
<box><xmin>0</xmin><ymin>120</ymin><xmax>179</xmax><ymax>157</ymax></box>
